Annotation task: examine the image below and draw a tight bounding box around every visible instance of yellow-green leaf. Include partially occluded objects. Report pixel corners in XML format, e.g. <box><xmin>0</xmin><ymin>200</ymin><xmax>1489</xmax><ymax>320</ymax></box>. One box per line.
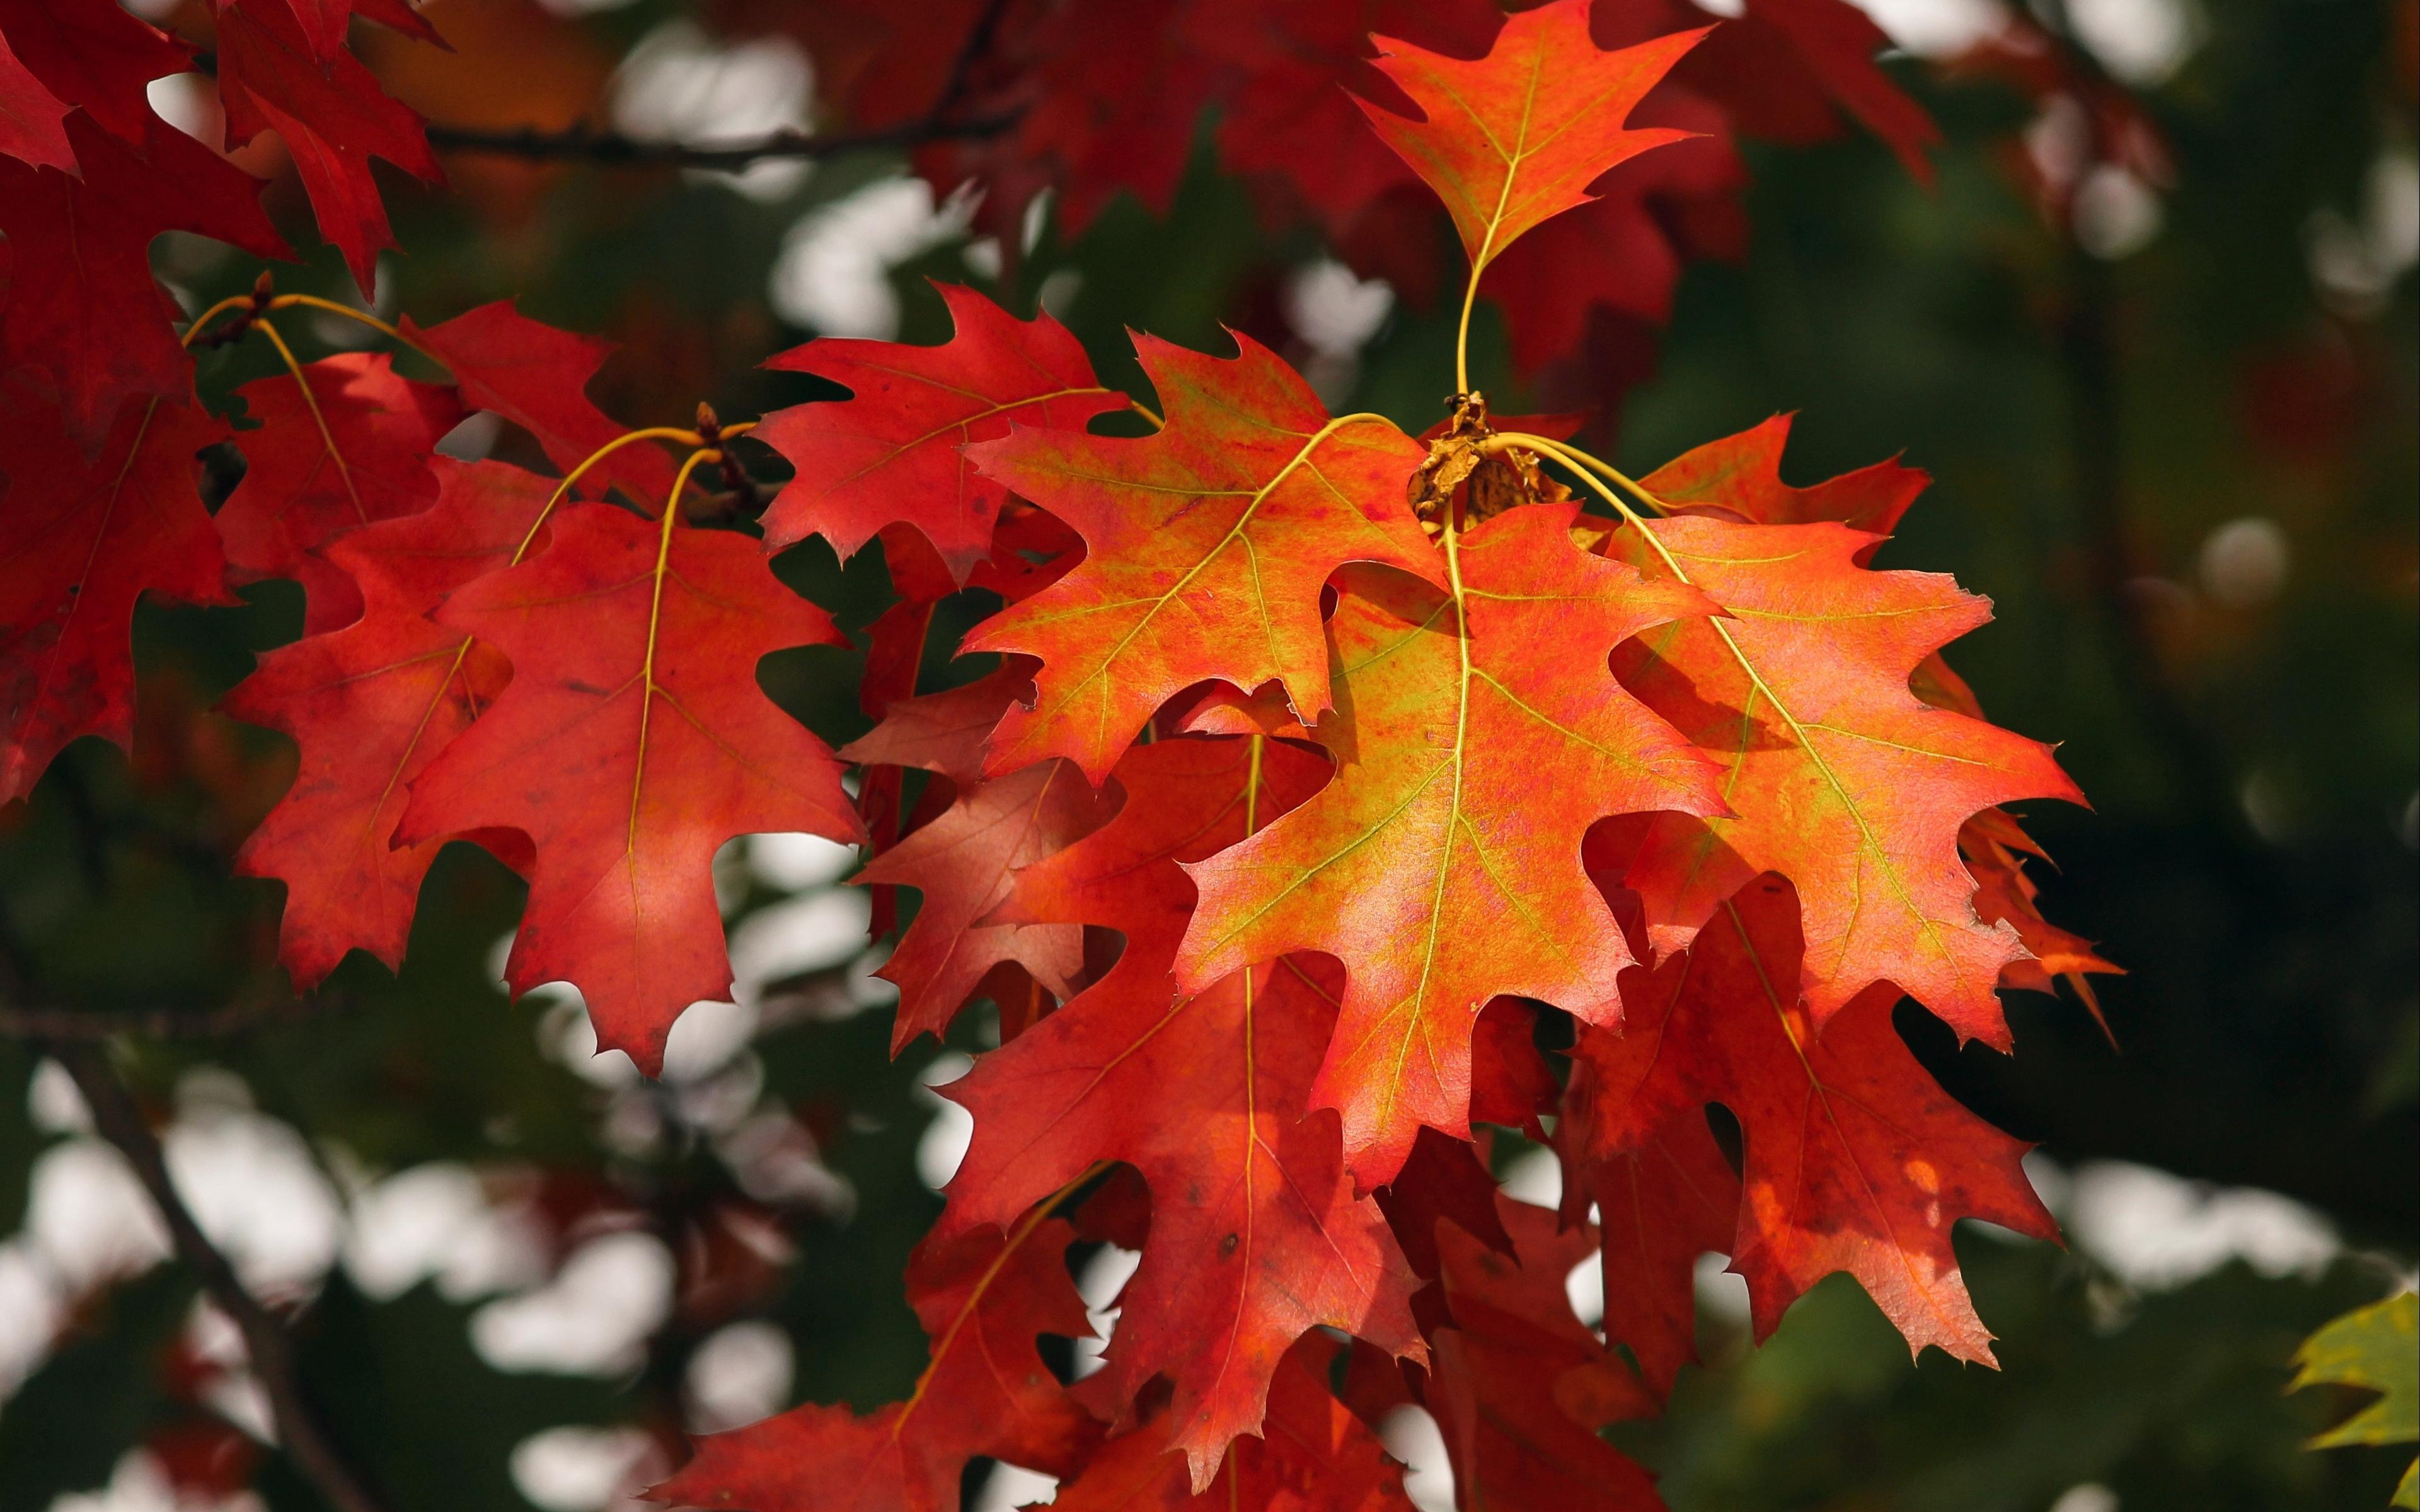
<box><xmin>2291</xmin><ymin>1291</ymin><xmax>2418</xmax><ymax>1507</ymax></box>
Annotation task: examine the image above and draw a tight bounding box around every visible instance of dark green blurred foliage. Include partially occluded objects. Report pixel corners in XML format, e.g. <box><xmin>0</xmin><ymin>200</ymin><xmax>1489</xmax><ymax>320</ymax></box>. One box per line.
<box><xmin>0</xmin><ymin>0</ymin><xmax>2411</xmax><ymax>1507</ymax></box>
<box><xmin>1624</xmin><ymin>1246</ymin><xmax>2415</xmax><ymax>1510</ymax></box>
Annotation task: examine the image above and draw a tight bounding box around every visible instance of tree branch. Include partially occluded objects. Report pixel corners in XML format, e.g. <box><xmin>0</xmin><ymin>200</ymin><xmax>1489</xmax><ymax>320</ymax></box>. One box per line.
<box><xmin>0</xmin><ymin>994</ymin><xmax>327</xmax><ymax>1042</ymax></box>
<box><xmin>423</xmin><ymin>112</ymin><xmax>1017</xmax><ymax>171</ymax></box>
<box><xmin>48</xmin><ymin>1042</ymin><xmax>389</xmax><ymax>1512</ymax></box>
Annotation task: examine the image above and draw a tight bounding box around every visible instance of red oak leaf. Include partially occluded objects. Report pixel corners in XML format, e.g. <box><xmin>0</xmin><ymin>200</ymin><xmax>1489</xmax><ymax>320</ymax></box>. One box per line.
<box><xmin>1555</xmin><ymin>1099</ymin><xmax>1737</xmax><ymax>1402</ymax></box>
<box><xmin>858</xmin><ymin>498</ymin><xmax>1080</xmax><ymax>886</ymax></box>
<box><xmin>1568</xmin><ymin>873</ymin><xmax>2058</xmax><ymax>1365</ymax></box>
<box><xmin>966</xmin><ymin>498</ymin><xmax>1084</xmax><ymax>605</ymax></box>
<box><xmin>1186</xmin><ymin>0</ymin><xmax>1503</xmax><ymax>244</ymax></box>
<box><xmin>222</xmin><ymin>0</ymin><xmax>444</xmax><ymax>64</ymax></box>
<box><xmin>858</xmin><ymin>760</ymin><xmax>1105</xmax><ymax>1053</ymax></box>
<box><xmin>914</xmin><ymin>0</ymin><xmax>1214</xmax><ymax>246</ymax></box>
<box><xmin>844</xmin><ymin>661</ymin><xmax>1039</xmax><ymax>790</ymax></box>
<box><xmin>807</xmin><ymin>0</ymin><xmax>988</xmax><ymax>134</ymax></box>
<box><xmin>1427</xmin><ymin>1198</ymin><xmax>1665</xmax><ymax>1512</ymax></box>
<box><xmin>758</xmin><ymin>284</ymin><xmax>1125</xmax><ymax>581</ymax></box>
<box><xmin>851</xmin><ymin>526</ymin><xmax>957</xmax><ymax>935</ymax></box>
<box><xmin>1470</xmin><ymin>997</ymin><xmax>1557</xmax><ymax>1137</ymax></box>
<box><xmin>964</xmin><ymin>331</ymin><xmax>1441</xmax><ymax>784</ymax></box>
<box><xmin>218</xmin><ymin>351</ymin><xmax>464</xmax><ymax>632</ymax></box>
<box><xmin>1355</xmin><ymin>0</ymin><xmax>1706</xmax><ymax>282</ymax></box>
<box><xmin>1048</xmin><ymin>1337</ymin><xmax>1415</xmax><ymax>1512</ymax></box>
<box><xmin>0</xmin><ymin>113</ymin><xmax>286</xmax><ymax>445</ymax></box>
<box><xmin>213</xmin><ymin>0</ymin><xmax>442</xmax><ymax>295</ymax></box>
<box><xmin>0</xmin><ymin>30</ymin><xmax>72</xmax><ymax>171</ymax></box>
<box><xmin>398</xmin><ymin>504</ymin><xmax>861</xmax><ymax>1072</ymax></box>
<box><xmin>0</xmin><ymin>0</ymin><xmax>190</xmax><ymax>146</ymax></box>
<box><xmin>219</xmin><ymin>459</ymin><xmax>558</xmax><ymax>983</ymax></box>
<box><xmin>1374</xmin><ymin>1126</ymin><xmax>1514</xmax><ymax>1282</ymax></box>
<box><xmin>1482</xmin><ymin>93</ymin><xmax>1748</xmax><ymax>374</ymax></box>
<box><xmin>318</xmin><ymin>455</ymin><xmax>560</xmax><ymax>616</ymax></box>
<box><xmin>1180</xmin><ymin>505</ymin><xmax>1722</xmax><ymax>1188</ymax></box>
<box><xmin>841</xmin><ymin>665</ymin><xmax>1110</xmax><ymax>1051</ymax></box>
<box><xmin>1686</xmin><ymin>0</ymin><xmax>1939</xmax><ymax>181</ymax></box>
<box><xmin>650</xmin><ymin>1213</ymin><xmax>1101</xmax><ymax>1512</ymax></box>
<box><xmin>1603</xmin><ymin>512</ymin><xmax>2079</xmax><ymax>1046</ymax></box>
<box><xmin>938</xmin><ymin>735</ymin><xmax>1423</xmax><ymax>1482</ymax></box>
<box><xmin>1588</xmin><ymin>0</ymin><xmax>1940</xmax><ymax>183</ymax></box>
<box><xmin>1</xmin><ymin>389</ymin><xmax>235</xmax><ymax>805</ymax></box>
<box><xmin>397</xmin><ymin>301</ymin><xmax>677</xmax><ymax>506</ymax></box>
<box><xmin>222</xmin><ymin>578</ymin><xmax>507</xmax><ymax>983</ymax></box>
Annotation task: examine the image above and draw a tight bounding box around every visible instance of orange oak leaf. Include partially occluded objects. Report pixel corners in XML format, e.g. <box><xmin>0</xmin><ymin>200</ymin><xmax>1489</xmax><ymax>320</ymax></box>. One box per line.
<box><xmin>758</xmin><ymin>284</ymin><xmax>1127</xmax><ymax>581</ymax></box>
<box><xmin>841</xmin><ymin>666</ymin><xmax>1110</xmax><ymax>1051</ymax></box>
<box><xmin>1427</xmin><ymin>1197</ymin><xmax>1665</xmax><ymax>1512</ymax></box>
<box><xmin>1961</xmin><ymin>811</ymin><xmax>2121</xmax><ymax>1019</ymax></box>
<box><xmin>1569</xmin><ymin>873</ymin><xmax>2058</xmax><ymax>1365</ymax></box>
<box><xmin>0</xmin><ymin>30</ymin><xmax>71</xmax><ymax>171</ymax></box>
<box><xmin>213</xmin><ymin>0</ymin><xmax>442</xmax><ymax>295</ymax></box>
<box><xmin>1630</xmin><ymin>417</ymin><xmax>2113</xmax><ymax>1021</ymax></box>
<box><xmin>938</xmin><ymin>735</ymin><xmax>1424</xmax><ymax>1483</ymax></box>
<box><xmin>397</xmin><ymin>300</ymin><xmax>676</xmax><ymax>506</ymax></box>
<box><xmin>1355</xmin><ymin>0</ymin><xmax>1706</xmax><ymax>281</ymax></box>
<box><xmin>1906</xmin><ymin>641</ymin><xmax>2120</xmax><ymax>1018</ymax></box>
<box><xmin>1047</xmin><ymin>1337</ymin><xmax>1415</xmax><ymax>1512</ymax></box>
<box><xmin>962</xmin><ymin>331</ymin><xmax>1442</xmax><ymax>784</ymax></box>
<box><xmin>1605</xmin><ymin>512</ymin><xmax>2080</xmax><ymax>1047</ymax></box>
<box><xmin>0</xmin><ymin>113</ymin><xmax>287</xmax><ymax>445</ymax></box>
<box><xmin>650</xmin><ymin>1211</ymin><xmax>1101</xmax><ymax>1512</ymax></box>
<box><xmin>220</xmin><ymin>460</ymin><xmax>556</xmax><ymax>983</ymax></box>
<box><xmin>1</xmin><ymin>391</ymin><xmax>236</xmax><ymax>805</ymax></box>
<box><xmin>1180</xmin><ymin>503</ymin><xmax>1723</xmax><ymax>1188</ymax></box>
<box><xmin>1642</xmin><ymin>410</ymin><xmax>1927</xmax><ymax>542</ymax></box>
<box><xmin>217</xmin><ymin>351</ymin><xmax>464</xmax><ymax>632</ymax></box>
<box><xmin>398</xmin><ymin>503</ymin><xmax>861</xmax><ymax>1072</ymax></box>
<box><xmin>908</xmin><ymin>0</ymin><xmax>1214</xmax><ymax>249</ymax></box>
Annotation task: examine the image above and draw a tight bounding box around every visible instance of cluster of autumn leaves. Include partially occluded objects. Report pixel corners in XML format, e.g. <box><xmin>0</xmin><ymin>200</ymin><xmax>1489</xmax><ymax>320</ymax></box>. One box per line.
<box><xmin>0</xmin><ymin>1</ymin><xmax>2124</xmax><ymax>1509</ymax></box>
<box><xmin>667</xmin><ymin>9</ymin><xmax>2109</xmax><ymax>1508</ymax></box>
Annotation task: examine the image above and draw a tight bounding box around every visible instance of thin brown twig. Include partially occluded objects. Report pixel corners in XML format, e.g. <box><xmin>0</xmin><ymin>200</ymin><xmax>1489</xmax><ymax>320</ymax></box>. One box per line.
<box><xmin>0</xmin><ymin>994</ymin><xmax>326</xmax><ymax>1043</ymax></box>
<box><xmin>422</xmin><ymin>112</ymin><xmax>1017</xmax><ymax>170</ymax></box>
<box><xmin>47</xmin><ymin>1042</ymin><xmax>389</xmax><ymax>1512</ymax></box>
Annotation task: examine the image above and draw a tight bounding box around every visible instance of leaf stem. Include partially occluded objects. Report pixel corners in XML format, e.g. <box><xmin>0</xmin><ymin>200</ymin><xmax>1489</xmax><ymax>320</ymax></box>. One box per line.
<box><xmin>265</xmin><ymin>293</ymin><xmax>449</xmax><ymax>370</ymax></box>
<box><xmin>512</xmin><ymin>426</ymin><xmax>705</xmax><ymax>564</ymax></box>
<box><xmin>1455</xmin><ymin>263</ymin><xmax>1483</xmax><ymax>397</ymax></box>
<box><xmin>1489</xmin><ymin>430</ymin><xmax>1693</xmax><ymax>585</ymax></box>
<box><xmin>180</xmin><ymin>294</ymin><xmax>259</xmax><ymax>350</ymax></box>
<box><xmin>254</xmin><ymin>316</ymin><xmax>369</xmax><ymax>524</ymax></box>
